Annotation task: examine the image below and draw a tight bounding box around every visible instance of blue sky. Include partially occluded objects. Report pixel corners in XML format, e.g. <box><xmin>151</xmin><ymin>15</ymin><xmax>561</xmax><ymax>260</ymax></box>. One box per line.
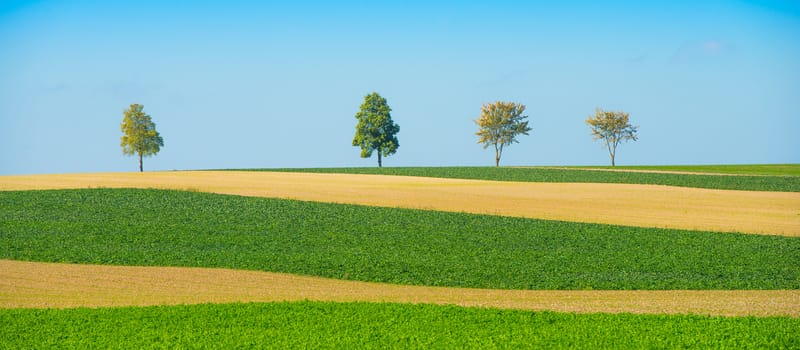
<box><xmin>1</xmin><ymin>0</ymin><xmax>798</xmax><ymax>174</ymax></box>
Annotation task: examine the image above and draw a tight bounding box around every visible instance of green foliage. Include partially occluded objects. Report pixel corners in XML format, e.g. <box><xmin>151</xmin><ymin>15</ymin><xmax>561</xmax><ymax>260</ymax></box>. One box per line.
<box><xmin>248</xmin><ymin>167</ymin><xmax>800</xmax><ymax>192</ymax></box>
<box><xmin>1</xmin><ymin>301</ymin><xmax>797</xmax><ymax>349</ymax></box>
<box><xmin>586</xmin><ymin>108</ymin><xmax>638</xmax><ymax>166</ymax></box>
<box><xmin>2</xmin><ymin>189</ymin><xmax>797</xmax><ymax>290</ymax></box>
<box><xmin>120</xmin><ymin>103</ymin><xmax>163</xmax><ymax>172</ymax></box>
<box><xmin>579</xmin><ymin>164</ymin><xmax>800</xmax><ymax>176</ymax></box>
<box><xmin>352</xmin><ymin>92</ymin><xmax>399</xmax><ymax>167</ymax></box>
<box><xmin>475</xmin><ymin>101</ymin><xmax>532</xmax><ymax>166</ymax></box>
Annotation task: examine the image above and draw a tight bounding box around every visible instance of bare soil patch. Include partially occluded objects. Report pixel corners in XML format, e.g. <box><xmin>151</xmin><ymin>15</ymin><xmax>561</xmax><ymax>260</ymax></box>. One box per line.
<box><xmin>1</xmin><ymin>171</ymin><xmax>798</xmax><ymax>236</ymax></box>
<box><xmin>1</xmin><ymin>260</ymin><xmax>797</xmax><ymax>317</ymax></box>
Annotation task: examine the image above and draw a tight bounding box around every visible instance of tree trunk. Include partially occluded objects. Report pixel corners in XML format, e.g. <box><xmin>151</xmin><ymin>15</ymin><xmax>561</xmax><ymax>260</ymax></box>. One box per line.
<box><xmin>607</xmin><ymin>142</ymin><xmax>616</xmax><ymax>167</ymax></box>
<box><xmin>378</xmin><ymin>152</ymin><xmax>382</xmax><ymax>168</ymax></box>
<box><xmin>610</xmin><ymin>147</ymin><xmax>616</xmax><ymax>167</ymax></box>
<box><xmin>139</xmin><ymin>153</ymin><xmax>143</xmax><ymax>172</ymax></box>
<box><xmin>494</xmin><ymin>143</ymin><xmax>501</xmax><ymax>167</ymax></box>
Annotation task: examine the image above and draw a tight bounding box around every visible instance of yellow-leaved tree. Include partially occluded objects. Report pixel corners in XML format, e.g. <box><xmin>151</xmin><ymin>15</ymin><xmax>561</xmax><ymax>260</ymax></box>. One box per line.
<box><xmin>120</xmin><ymin>103</ymin><xmax>163</xmax><ymax>172</ymax></box>
<box><xmin>585</xmin><ymin>108</ymin><xmax>638</xmax><ymax>166</ymax></box>
<box><xmin>475</xmin><ymin>101</ymin><xmax>532</xmax><ymax>167</ymax></box>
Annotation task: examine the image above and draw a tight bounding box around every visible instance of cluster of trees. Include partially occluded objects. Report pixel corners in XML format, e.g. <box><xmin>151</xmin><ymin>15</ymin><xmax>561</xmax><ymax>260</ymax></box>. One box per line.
<box><xmin>350</xmin><ymin>92</ymin><xmax>639</xmax><ymax>167</ymax></box>
<box><xmin>119</xmin><ymin>94</ymin><xmax>638</xmax><ymax>171</ymax></box>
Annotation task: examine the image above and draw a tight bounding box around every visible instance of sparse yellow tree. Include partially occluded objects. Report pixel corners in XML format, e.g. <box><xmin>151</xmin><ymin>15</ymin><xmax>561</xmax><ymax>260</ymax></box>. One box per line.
<box><xmin>120</xmin><ymin>103</ymin><xmax>163</xmax><ymax>172</ymax></box>
<box><xmin>586</xmin><ymin>108</ymin><xmax>638</xmax><ymax>166</ymax></box>
<box><xmin>475</xmin><ymin>101</ymin><xmax>532</xmax><ymax>167</ymax></box>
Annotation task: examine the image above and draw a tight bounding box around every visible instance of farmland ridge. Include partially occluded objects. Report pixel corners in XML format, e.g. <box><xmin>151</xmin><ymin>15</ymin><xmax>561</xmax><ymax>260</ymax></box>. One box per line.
<box><xmin>1</xmin><ymin>171</ymin><xmax>798</xmax><ymax>235</ymax></box>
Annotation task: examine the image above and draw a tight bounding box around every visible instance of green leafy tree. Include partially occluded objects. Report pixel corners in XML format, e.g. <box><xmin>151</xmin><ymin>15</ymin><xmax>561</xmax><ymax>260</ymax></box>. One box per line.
<box><xmin>475</xmin><ymin>101</ymin><xmax>532</xmax><ymax>167</ymax></box>
<box><xmin>586</xmin><ymin>108</ymin><xmax>638</xmax><ymax>166</ymax></box>
<box><xmin>120</xmin><ymin>103</ymin><xmax>164</xmax><ymax>172</ymax></box>
<box><xmin>352</xmin><ymin>92</ymin><xmax>400</xmax><ymax>167</ymax></box>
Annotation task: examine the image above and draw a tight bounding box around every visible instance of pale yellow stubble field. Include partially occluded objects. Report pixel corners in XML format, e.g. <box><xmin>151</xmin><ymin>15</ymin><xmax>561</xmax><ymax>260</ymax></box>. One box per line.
<box><xmin>2</xmin><ymin>260</ymin><xmax>797</xmax><ymax>317</ymax></box>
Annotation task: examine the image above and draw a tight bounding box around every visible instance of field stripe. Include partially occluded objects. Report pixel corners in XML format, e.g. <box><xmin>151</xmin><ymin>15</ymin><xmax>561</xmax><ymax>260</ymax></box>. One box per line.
<box><xmin>2</xmin><ymin>171</ymin><xmax>798</xmax><ymax>236</ymax></box>
<box><xmin>1</xmin><ymin>260</ymin><xmax>797</xmax><ymax>317</ymax></box>
<box><xmin>528</xmin><ymin>166</ymin><xmax>762</xmax><ymax>177</ymax></box>
<box><xmin>538</xmin><ymin>165</ymin><xmax>800</xmax><ymax>177</ymax></box>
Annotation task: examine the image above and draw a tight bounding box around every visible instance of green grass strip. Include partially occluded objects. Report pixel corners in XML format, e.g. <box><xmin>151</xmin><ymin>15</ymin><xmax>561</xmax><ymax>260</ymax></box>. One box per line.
<box><xmin>237</xmin><ymin>166</ymin><xmax>800</xmax><ymax>192</ymax></box>
<box><xmin>576</xmin><ymin>164</ymin><xmax>800</xmax><ymax>176</ymax></box>
<box><xmin>1</xmin><ymin>301</ymin><xmax>797</xmax><ymax>349</ymax></box>
<box><xmin>1</xmin><ymin>189</ymin><xmax>798</xmax><ymax>290</ymax></box>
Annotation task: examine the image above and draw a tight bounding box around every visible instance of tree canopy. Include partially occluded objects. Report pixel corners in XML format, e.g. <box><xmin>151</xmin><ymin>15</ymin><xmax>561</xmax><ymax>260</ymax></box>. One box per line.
<box><xmin>586</xmin><ymin>108</ymin><xmax>638</xmax><ymax>166</ymax></box>
<box><xmin>352</xmin><ymin>92</ymin><xmax>400</xmax><ymax>167</ymax></box>
<box><xmin>120</xmin><ymin>103</ymin><xmax>163</xmax><ymax>172</ymax></box>
<box><xmin>475</xmin><ymin>101</ymin><xmax>532</xmax><ymax>167</ymax></box>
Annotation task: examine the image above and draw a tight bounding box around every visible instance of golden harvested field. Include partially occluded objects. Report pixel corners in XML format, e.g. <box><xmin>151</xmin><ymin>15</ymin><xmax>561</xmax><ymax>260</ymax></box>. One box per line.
<box><xmin>1</xmin><ymin>171</ymin><xmax>798</xmax><ymax>236</ymax></box>
<box><xmin>2</xmin><ymin>260</ymin><xmax>797</xmax><ymax>317</ymax></box>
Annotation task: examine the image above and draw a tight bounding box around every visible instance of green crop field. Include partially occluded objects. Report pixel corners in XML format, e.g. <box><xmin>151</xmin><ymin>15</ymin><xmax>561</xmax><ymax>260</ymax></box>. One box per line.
<box><xmin>2</xmin><ymin>166</ymin><xmax>798</xmax><ymax>348</ymax></box>
<box><xmin>1</xmin><ymin>301</ymin><xmax>797</xmax><ymax>349</ymax></box>
<box><xmin>2</xmin><ymin>188</ymin><xmax>797</xmax><ymax>290</ymax></box>
<box><xmin>576</xmin><ymin>164</ymin><xmax>800</xmax><ymax>176</ymax></box>
<box><xmin>240</xmin><ymin>166</ymin><xmax>800</xmax><ymax>192</ymax></box>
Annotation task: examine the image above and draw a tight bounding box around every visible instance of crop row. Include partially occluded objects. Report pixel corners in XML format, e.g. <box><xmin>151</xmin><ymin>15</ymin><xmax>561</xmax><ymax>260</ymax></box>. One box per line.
<box><xmin>3</xmin><ymin>189</ymin><xmax>797</xmax><ymax>290</ymax></box>
<box><xmin>1</xmin><ymin>301</ymin><xmax>797</xmax><ymax>349</ymax></box>
<box><xmin>242</xmin><ymin>166</ymin><xmax>800</xmax><ymax>192</ymax></box>
<box><xmin>574</xmin><ymin>164</ymin><xmax>800</xmax><ymax>176</ymax></box>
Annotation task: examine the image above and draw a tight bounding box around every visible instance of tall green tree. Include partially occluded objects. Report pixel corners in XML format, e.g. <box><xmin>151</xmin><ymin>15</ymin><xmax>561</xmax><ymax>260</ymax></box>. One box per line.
<box><xmin>352</xmin><ymin>92</ymin><xmax>400</xmax><ymax>167</ymax></box>
<box><xmin>475</xmin><ymin>101</ymin><xmax>532</xmax><ymax>167</ymax></box>
<box><xmin>586</xmin><ymin>108</ymin><xmax>638</xmax><ymax>166</ymax></box>
<box><xmin>120</xmin><ymin>103</ymin><xmax>163</xmax><ymax>172</ymax></box>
